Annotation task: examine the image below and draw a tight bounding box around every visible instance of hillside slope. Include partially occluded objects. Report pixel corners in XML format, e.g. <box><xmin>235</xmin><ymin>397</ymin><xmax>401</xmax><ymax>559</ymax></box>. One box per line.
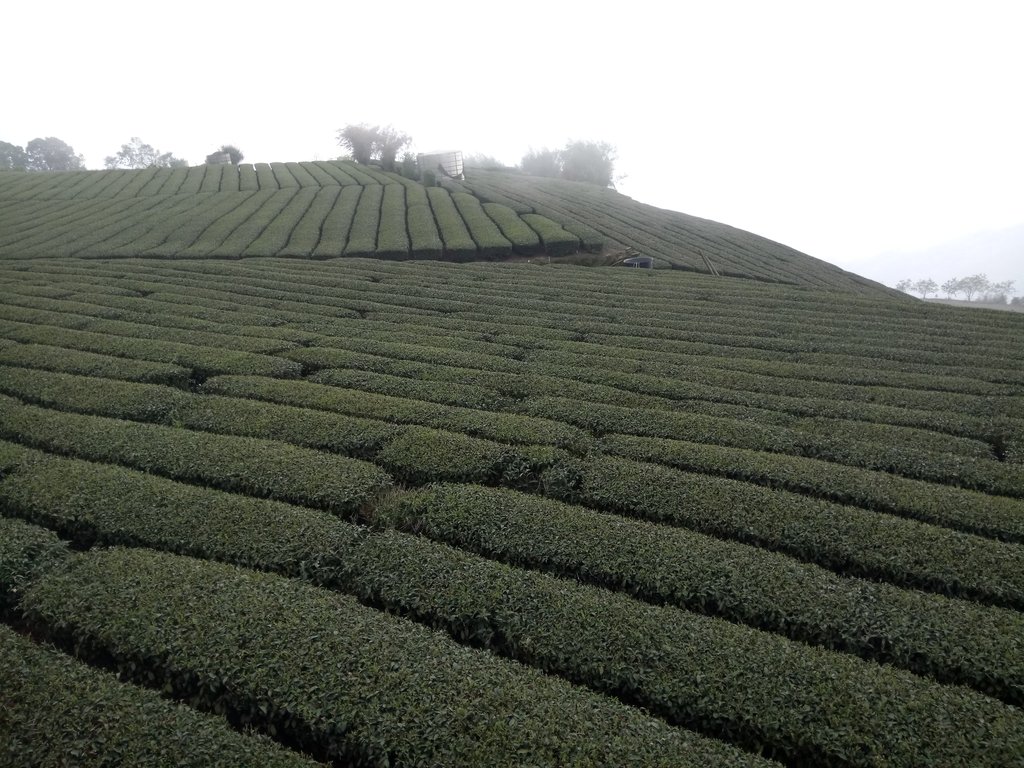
<box><xmin>1</xmin><ymin>254</ymin><xmax>1023</xmax><ymax>766</ymax></box>
<box><xmin>0</xmin><ymin>163</ymin><xmax>890</xmax><ymax>294</ymax></box>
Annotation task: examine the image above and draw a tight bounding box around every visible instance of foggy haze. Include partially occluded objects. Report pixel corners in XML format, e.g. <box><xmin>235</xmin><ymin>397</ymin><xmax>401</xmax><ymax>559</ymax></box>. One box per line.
<box><xmin>3</xmin><ymin>0</ymin><xmax>1021</xmax><ymax>291</ymax></box>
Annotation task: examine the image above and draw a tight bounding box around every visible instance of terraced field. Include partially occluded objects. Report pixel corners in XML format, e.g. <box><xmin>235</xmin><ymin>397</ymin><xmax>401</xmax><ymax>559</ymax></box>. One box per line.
<box><xmin>0</xmin><ymin>249</ymin><xmax>1022</xmax><ymax>766</ymax></box>
<box><xmin>0</xmin><ymin>162</ymin><xmax>890</xmax><ymax>293</ymax></box>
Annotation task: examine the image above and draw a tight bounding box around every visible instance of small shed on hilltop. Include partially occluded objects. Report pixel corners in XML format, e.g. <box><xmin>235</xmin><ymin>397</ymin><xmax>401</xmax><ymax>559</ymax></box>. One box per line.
<box><xmin>418</xmin><ymin>150</ymin><xmax>464</xmax><ymax>180</ymax></box>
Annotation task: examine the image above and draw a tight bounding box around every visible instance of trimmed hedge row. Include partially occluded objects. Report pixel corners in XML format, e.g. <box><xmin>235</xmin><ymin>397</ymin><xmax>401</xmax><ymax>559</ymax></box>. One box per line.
<box><xmin>0</xmin><ymin>394</ymin><xmax>392</xmax><ymax>515</ymax></box>
<box><xmin>202</xmin><ymin>375</ymin><xmax>592</xmax><ymax>451</ymax></box>
<box><xmin>280</xmin><ymin>186</ymin><xmax>340</xmax><ymax>257</ymax></box>
<box><xmin>378</xmin><ymin>483</ymin><xmax>1024</xmax><ymax>705</ymax></box>
<box><xmin>243</xmin><ymin>188</ymin><xmax>319</xmax><ymax>257</ymax></box>
<box><xmin>0</xmin><ymin>516</ymin><xmax>69</xmax><ymax>615</ymax></box>
<box><xmin>521</xmin><ymin>213</ymin><xmax>580</xmax><ymax>256</ymax></box>
<box><xmin>0</xmin><ymin>625</ymin><xmax>320</xmax><ymax>767</ymax></box>
<box><xmin>0</xmin><ymin>447</ymin><xmax>361</xmax><ymax>575</ymax></box>
<box><xmin>84</xmin><ymin>194</ymin><xmax>224</xmax><ymax>257</ymax></box>
<box><xmin>540</xmin><ymin>454</ymin><xmax>1024</xmax><ymax>608</ymax></box>
<box><xmin>0</xmin><ymin>342</ymin><xmax>191</xmax><ymax>388</ymax></box>
<box><xmin>343</xmin><ymin>183</ymin><xmax>383</xmax><ymax>257</ymax></box>
<box><xmin>426</xmin><ymin>186</ymin><xmax>477</xmax><ymax>260</ymax></box>
<box><xmin>10</xmin><ymin>463</ymin><xmax>1023</xmax><ymax>764</ymax></box>
<box><xmin>517</xmin><ymin>395</ymin><xmax>1024</xmax><ymax>498</ymax></box>
<box><xmin>310</xmin><ymin>366</ymin><xmax>511</xmax><ymax>410</ymax></box>
<box><xmin>22</xmin><ymin>547</ymin><xmax>763</xmax><ymax>768</ymax></box>
<box><xmin>482</xmin><ymin>201</ymin><xmax>541</xmax><ymax>253</ymax></box>
<box><xmin>599</xmin><ymin>433</ymin><xmax>1024</xmax><ymax>543</ymax></box>
<box><xmin>406</xmin><ymin>203</ymin><xmax>444</xmax><ymax>259</ymax></box>
<box><xmin>527</xmin><ymin>349</ymin><xmax>1016</xmax><ymax>453</ymax></box>
<box><xmin>312</xmin><ymin>184</ymin><xmax>361</xmax><ymax>258</ymax></box>
<box><xmin>525</xmin><ymin>353</ymin><xmax>1005</xmax><ymax>457</ymax></box>
<box><xmin>212</xmin><ymin>188</ymin><xmax>294</xmax><ymax>257</ymax></box>
<box><xmin>175</xmin><ymin>190</ymin><xmax>278</xmax><ymax>257</ymax></box>
<box><xmin>0</xmin><ymin>320</ymin><xmax>302</xmax><ymax>379</ymax></box>
<box><xmin>331</xmin><ymin>535</ymin><xmax>1024</xmax><ymax>768</ymax></box>
<box><xmin>0</xmin><ymin>367</ymin><xmax>561</xmax><ymax>490</ymax></box>
<box><xmin>0</xmin><ymin>300</ymin><xmax>294</xmax><ymax>355</ymax></box>
<box><xmin>451</xmin><ymin>192</ymin><xmax>514</xmax><ymax>258</ymax></box>
<box><xmin>375</xmin><ymin>183</ymin><xmax>410</xmax><ymax>259</ymax></box>
<box><xmin>286</xmin><ymin>337</ymin><xmax>524</xmax><ymax>375</ymax></box>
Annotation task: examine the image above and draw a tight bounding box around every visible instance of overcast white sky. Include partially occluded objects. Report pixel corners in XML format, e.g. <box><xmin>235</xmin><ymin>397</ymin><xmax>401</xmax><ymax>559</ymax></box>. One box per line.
<box><xmin>4</xmin><ymin>1</ymin><xmax>1022</xmax><ymax>289</ymax></box>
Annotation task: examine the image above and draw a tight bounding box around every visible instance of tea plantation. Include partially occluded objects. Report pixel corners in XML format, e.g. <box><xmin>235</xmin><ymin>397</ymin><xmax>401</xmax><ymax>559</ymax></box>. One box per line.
<box><xmin>0</xmin><ymin>164</ymin><xmax>1022</xmax><ymax>766</ymax></box>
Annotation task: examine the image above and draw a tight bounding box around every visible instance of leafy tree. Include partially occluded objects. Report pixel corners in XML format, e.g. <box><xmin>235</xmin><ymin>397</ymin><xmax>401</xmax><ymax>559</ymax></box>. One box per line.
<box><xmin>105</xmin><ymin>137</ymin><xmax>187</xmax><ymax>169</ymax></box>
<box><xmin>0</xmin><ymin>141</ymin><xmax>28</xmax><ymax>170</ymax></box>
<box><xmin>336</xmin><ymin>123</ymin><xmax>378</xmax><ymax>165</ymax></box>
<box><xmin>912</xmin><ymin>278</ymin><xmax>938</xmax><ymax>298</ymax></box>
<box><xmin>336</xmin><ymin>124</ymin><xmax>411</xmax><ymax>171</ymax></box>
<box><xmin>895</xmin><ymin>279</ymin><xmax>913</xmax><ymax>293</ymax></box>
<box><xmin>205</xmin><ymin>145</ymin><xmax>243</xmax><ymax>165</ymax></box>
<box><xmin>25</xmin><ymin>137</ymin><xmax>85</xmax><ymax>171</ymax></box>
<box><xmin>375</xmin><ymin>125</ymin><xmax>411</xmax><ymax>172</ymax></box>
<box><xmin>560</xmin><ymin>140</ymin><xmax>616</xmax><ymax>187</ymax></box>
<box><xmin>520</xmin><ymin>148</ymin><xmax>561</xmax><ymax>178</ymax></box>
<box><xmin>941</xmin><ymin>277</ymin><xmax>962</xmax><ymax>298</ymax></box>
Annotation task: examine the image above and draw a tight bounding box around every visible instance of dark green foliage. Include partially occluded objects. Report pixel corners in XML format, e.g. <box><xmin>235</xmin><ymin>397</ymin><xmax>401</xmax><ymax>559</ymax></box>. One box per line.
<box><xmin>0</xmin><ymin>516</ymin><xmax>68</xmax><ymax>614</ymax></box>
<box><xmin>0</xmin><ymin>625</ymin><xmax>320</xmax><ymax>767</ymax></box>
<box><xmin>23</xmin><ymin>547</ymin><xmax>765</xmax><ymax>767</ymax></box>
<box><xmin>406</xmin><ymin>203</ymin><xmax>443</xmax><ymax>259</ymax></box>
<box><xmin>0</xmin><ymin>320</ymin><xmax>302</xmax><ymax>378</ymax></box>
<box><xmin>203</xmin><ymin>374</ymin><xmax>591</xmax><ymax>450</ymax></box>
<box><xmin>213</xmin><ymin>189</ymin><xmax>295</xmax><ymax>257</ymax></box>
<box><xmin>380</xmin><ymin>483</ymin><xmax>1024</xmax><ymax>705</ymax></box>
<box><xmin>482</xmin><ymin>201</ymin><xmax>541</xmax><ymax>253</ymax></box>
<box><xmin>0</xmin><ymin>395</ymin><xmax>392</xmax><ymax>515</ymax></box>
<box><xmin>0</xmin><ymin>343</ymin><xmax>190</xmax><ymax>387</ymax></box>
<box><xmin>521</xmin><ymin>213</ymin><xmax>580</xmax><ymax>256</ymax></box>
<box><xmin>451</xmin><ymin>192</ymin><xmax>513</xmax><ymax>258</ymax></box>
<box><xmin>600</xmin><ymin>433</ymin><xmax>1024</xmax><ymax>542</ymax></box>
<box><xmin>278</xmin><ymin>185</ymin><xmax>340</xmax><ymax>257</ymax></box>
<box><xmin>312</xmin><ymin>184</ymin><xmax>361</xmax><ymax>258</ymax></box>
<box><xmin>375</xmin><ymin>183</ymin><xmax>410</xmax><ymax>259</ymax></box>
<box><xmin>343</xmin><ymin>183</ymin><xmax>383</xmax><ymax>257</ymax></box>
<box><xmin>0</xmin><ymin>448</ymin><xmax>362</xmax><ymax>574</ymax></box>
<box><xmin>0</xmin><ymin>252</ymin><xmax>1022</xmax><ymax>766</ymax></box>
<box><xmin>541</xmin><ymin>454</ymin><xmax>1024</xmax><ymax>608</ymax></box>
<box><xmin>426</xmin><ymin>186</ymin><xmax>477</xmax><ymax>260</ymax></box>
<box><xmin>243</xmin><ymin>188</ymin><xmax>318</xmax><ymax>257</ymax></box>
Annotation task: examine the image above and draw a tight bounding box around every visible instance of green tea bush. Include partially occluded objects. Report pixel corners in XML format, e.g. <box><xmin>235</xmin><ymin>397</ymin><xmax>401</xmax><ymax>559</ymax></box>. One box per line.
<box><xmin>0</xmin><ymin>625</ymin><xmax>320</xmax><ymax>767</ymax></box>
<box><xmin>426</xmin><ymin>187</ymin><xmax>476</xmax><ymax>260</ymax></box>
<box><xmin>22</xmin><ymin>547</ymin><xmax>762</xmax><ymax>767</ymax></box>
<box><xmin>520</xmin><ymin>213</ymin><xmax>580</xmax><ymax>256</ymax></box>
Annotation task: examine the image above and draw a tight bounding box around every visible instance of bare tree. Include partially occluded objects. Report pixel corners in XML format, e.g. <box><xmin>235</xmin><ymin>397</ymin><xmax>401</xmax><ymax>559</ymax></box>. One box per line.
<box><xmin>958</xmin><ymin>274</ymin><xmax>989</xmax><ymax>301</ymax></box>
<box><xmin>941</xmin><ymin>277</ymin><xmax>962</xmax><ymax>298</ymax></box>
<box><xmin>912</xmin><ymin>278</ymin><xmax>938</xmax><ymax>298</ymax></box>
